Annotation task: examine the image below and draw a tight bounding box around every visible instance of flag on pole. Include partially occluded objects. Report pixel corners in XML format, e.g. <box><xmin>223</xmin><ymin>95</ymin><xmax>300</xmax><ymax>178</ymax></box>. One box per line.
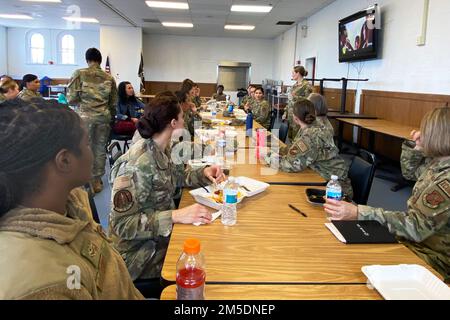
<box><xmin>105</xmin><ymin>56</ymin><xmax>111</xmax><ymax>74</ymax></box>
<box><xmin>138</xmin><ymin>53</ymin><xmax>146</xmax><ymax>93</ymax></box>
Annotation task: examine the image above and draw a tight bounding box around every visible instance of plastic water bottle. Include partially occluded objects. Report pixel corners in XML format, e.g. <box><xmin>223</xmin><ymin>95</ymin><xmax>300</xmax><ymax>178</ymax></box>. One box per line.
<box><xmin>211</xmin><ymin>103</ymin><xmax>217</xmax><ymax>119</ymax></box>
<box><xmin>176</xmin><ymin>238</ymin><xmax>206</xmax><ymax>300</ymax></box>
<box><xmin>326</xmin><ymin>175</ymin><xmax>342</xmax><ymax>201</ymax></box>
<box><xmin>215</xmin><ymin>134</ymin><xmax>226</xmax><ymax>166</ymax></box>
<box><xmin>221</xmin><ymin>177</ymin><xmax>238</xmax><ymax>226</ymax></box>
<box><xmin>246</xmin><ymin>110</ymin><xmax>253</xmax><ymax>137</ymax></box>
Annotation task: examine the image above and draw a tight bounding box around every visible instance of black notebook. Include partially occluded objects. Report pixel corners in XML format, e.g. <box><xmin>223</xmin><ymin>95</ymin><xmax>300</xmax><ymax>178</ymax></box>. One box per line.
<box><xmin>325</xmin><ymin>220</ymin><xmax>397</xmax><ymax>244</ymax></box>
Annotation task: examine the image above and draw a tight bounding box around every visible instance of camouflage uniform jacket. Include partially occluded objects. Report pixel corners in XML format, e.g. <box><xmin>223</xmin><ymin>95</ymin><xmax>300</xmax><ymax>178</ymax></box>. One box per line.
<box><xmin>286</xmin><ymin>79</ymin><xmax>313</xmax><ymax>141</ymax></box>
<box><xmin>17</xmin><ymin>89</ymin><xmax>42</xmax><ymax>102</ymax></box>
<box><xmin>400</xmin><ymin>142</ymin><xmax>433</xmax><ymax>181</ymax></box>
<box><xmin>316</xmin><ymin>116</ymin><xmax>335</xmax><ymax>138</ymax></box>
<box><xmin>109</xmin><ymin>138</ymin><xmax>211</xmax><ymax>280</ymax></box>
<box><xmin>0</xmin><ymin>93</ymin><xmax>6</xmax><ymax>104</ymax></box>
<box><xmin>265</xmin><ymin>121</ymin><xmax>353</xmax><ymax>198</ymax></box>
<box><xmin>192</xmin><ymin>96</ymin><xmax>202</xmax><ymax>109</ymax></box>
<box><xmin>251</xmin><ymin>99</ymin><xmax>271</xmax><ymax>129</ymax></box>
<box><xmin>0</xmin><ymin>188</ymin><xmax>143</xmax><ymax>299</ymax></box>
<box><xmin>67</xmin><ymin>64</ymin><xmax>118</xmax><ymax>121</ymax></box>
<box><xmin>358</xmin><ymin>154</ymin><xmax>450</xmax><ymax>282</ymax></box>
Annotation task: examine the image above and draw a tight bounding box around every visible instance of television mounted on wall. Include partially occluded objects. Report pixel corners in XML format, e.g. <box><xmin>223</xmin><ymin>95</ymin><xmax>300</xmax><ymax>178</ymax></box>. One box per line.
<box><xmin>339</xmin><ymin>4</ymin><xmax>380</xmax><ymax>63</ymax></box>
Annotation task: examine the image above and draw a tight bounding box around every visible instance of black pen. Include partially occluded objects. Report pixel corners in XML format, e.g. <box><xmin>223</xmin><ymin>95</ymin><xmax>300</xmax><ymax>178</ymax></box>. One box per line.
<box><xmin>288</xmin><ymin>204</ymin><xmax>307</xmax><ymax>218</ymax></box>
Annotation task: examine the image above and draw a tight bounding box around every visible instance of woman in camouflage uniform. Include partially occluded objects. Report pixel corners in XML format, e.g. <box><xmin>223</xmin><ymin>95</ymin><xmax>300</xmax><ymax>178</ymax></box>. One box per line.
<box><xmin>0</xmin><ymin>99</ymin><xmax>143</xmax><ymax>299</ymax></box>
<box><xmin>250</xmin><ymin>87</ymin><xmax>271</xmax><ymax>129</ymax></box>
<box><xmin>18</xmin><ymin>74</ymin><xmax>42</xmax><ymax>102</ymax></box>
<box><xmin>325</xmin><ymin>107</ymin><xmax>450</xmax><ymax>282</ymax></box>
<box><xmin>283</xmin><ymin>66</ymin><xmax>313</xmax><ymax>142</ymax></box>
<box><xmin>109</xmin><ymin>94</ymin><xmax>225</xmax><ymax>281</ymax></box>
<box><xmin>308</xmin><ymin>93</ymin><xmax>334</xmax><ymax>138</ymax></box>
<box><xmin>265</xmin><ymin>98</ymin><xmax>352</xmax><ymax>198</ymax></box>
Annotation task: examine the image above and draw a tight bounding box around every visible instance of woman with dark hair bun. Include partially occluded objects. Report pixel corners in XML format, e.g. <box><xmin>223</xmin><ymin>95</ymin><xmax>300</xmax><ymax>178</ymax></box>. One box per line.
<box><xmin>0</xmin><ymin>99</ymin><xmax>143</xmax><ymax>299</ymax></box>
<box><xmin>109</xmin><ymin>93</ymin><xmax>225</xmax><ymax>281</ymax></box>
<box><xmin>265</xmin><ymin>98</ymin><xmax>352</xmax><ymax>198</ymax></box>
<box><xmin>18</xmin><ymin>74</ymin><xmax>42</xmax><ymax>102</ymax></box>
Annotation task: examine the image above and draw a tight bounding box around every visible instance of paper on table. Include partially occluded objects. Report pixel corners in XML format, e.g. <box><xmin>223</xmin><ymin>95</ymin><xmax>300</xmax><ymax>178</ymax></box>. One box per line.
<box><xmin>325</xmin><ymin>222</ymin><xmax>347</xmax><ymax>243</ymax></box>
<box><xmin>193</xmin><ymin>210</ymin><xmax>222</xmax><ymax>226</ymax></box>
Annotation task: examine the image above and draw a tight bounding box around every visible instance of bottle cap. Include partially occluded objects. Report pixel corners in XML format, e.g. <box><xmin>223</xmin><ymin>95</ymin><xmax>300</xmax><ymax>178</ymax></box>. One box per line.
<box><xmin>331</xmin><ymin>175</ymin><xmax>338</xmax><ymax>180</ymax></box>
<box><xmin>183</xmin><ymin>238</ymin><xmax>201</xmax><ymax>254</ymax></box>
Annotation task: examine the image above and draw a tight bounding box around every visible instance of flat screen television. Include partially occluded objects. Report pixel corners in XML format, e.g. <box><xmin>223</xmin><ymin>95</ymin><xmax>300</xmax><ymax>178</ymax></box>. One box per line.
<box><xmin>339</xmin><ymin>4</ymin><xmax>380</xmax><ymax>63</ymax></box>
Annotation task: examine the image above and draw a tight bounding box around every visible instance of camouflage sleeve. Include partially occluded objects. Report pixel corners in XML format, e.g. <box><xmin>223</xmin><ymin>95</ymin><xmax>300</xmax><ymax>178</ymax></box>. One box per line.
<box><xmin>184</xmin><ymin>166</ymin><xmax>211</xmax><ymax>188</ymax></box>
<box><xmin>254</xmin><ymin>101</ymin><xmax>270</xmax><ymax>125</ymax></box>
<box><xmin>109</xmin><ymin>77</ymin><xmax>118</xmax><ymax>119</ymax></box>
<box><xmin>67</xmin><ymin>70</ymin><xmax>81</xmax><ymax>105</ymax></box>
<box><xmin>110</xmin><ymin>174</ymin><xmax>173</xmax><ymax>241</ymax></box>
<box><xmin>279</xmin><ymin>136</ymin><xmax>316</xmax><ymax>172</ymax></box>
<box><xmin>400</xmin><ymin>142</ymin><xmax>430</xmax><ymax>181</ymax></box>
<box><xmin>357</xmin><ymin>180</ymin><xmax>450</xmax><ymax>242</ymax></box>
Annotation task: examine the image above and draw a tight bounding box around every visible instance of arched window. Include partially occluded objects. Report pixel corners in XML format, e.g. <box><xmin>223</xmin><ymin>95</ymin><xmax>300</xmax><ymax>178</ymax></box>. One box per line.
<box><xmin>60</xmin><ymin>34</ymin><xmax>75</xmax><ymax>64</ymax></box>
<box><xmin>30</xmin><ymin>33</ymin><xmax>45</xmax><ymax>64</ymax></box>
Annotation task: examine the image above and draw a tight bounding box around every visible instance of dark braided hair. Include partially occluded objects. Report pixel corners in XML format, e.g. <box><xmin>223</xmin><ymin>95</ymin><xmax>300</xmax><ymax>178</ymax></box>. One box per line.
<box><xmin>137</xmin><ymin>93</ymin><xmax>181</xmax><ymax>139</ymax></box>
<box><xmin>293</xmin><ymin>97</ymin><xmax>316</xmax><ymax>125</ymax></box>
<box><xmin>0</xmin><ymin>99</ymin><xmax>84</xmax><ymax>216</ymax></box>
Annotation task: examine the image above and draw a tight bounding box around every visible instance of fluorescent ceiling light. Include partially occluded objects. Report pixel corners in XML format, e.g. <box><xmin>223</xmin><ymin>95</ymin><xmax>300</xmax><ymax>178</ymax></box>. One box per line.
<box><xmin>162</xmin><ymin>22</ymin><xmax>193</xmax><ymax>28</ymax></box>
<box><xmin>0</xmin><ymin>14</ymin><xmax>33</xmax><ymax>19</ymax></box>
<box><xmin>63</xmin><ymin>17</ymin><xmax>99</xmax><ymax>23</ymax></box>
<box><xmin>224</xmin><ymin>25</ymin><xmax>255</xmax><ymax>31</ymax></box>
<box><xmin>231</xmin><ymin>5</ymin><xmax>273</xmax><ymax>13</ymax></box>
<box><xmin>146</xmin><ymin>1</ymin><xmax>189</xmax><ymax>10</ymax></box>
<box><xmin>21</xmin><ymin>0</ymin><xmax>62</xmax><ymax>3</ymax></box>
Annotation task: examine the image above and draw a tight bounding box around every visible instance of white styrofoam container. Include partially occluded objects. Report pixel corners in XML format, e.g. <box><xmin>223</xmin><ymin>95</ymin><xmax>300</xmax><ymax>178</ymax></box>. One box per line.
<box><xmin>361</xmin><ymin>264</ymin><xmax>450</xmax><ymax>300</ymax></box>
<box><xmin>189</xmin><ymin>176</ymin><xmax>270</xmax><ymax>210</ymax></box>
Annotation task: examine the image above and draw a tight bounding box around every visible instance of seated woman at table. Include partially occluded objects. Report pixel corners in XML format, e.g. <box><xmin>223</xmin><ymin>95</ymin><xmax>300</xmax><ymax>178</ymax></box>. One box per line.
<box><xmin>0</xmin><ymin>99</ymin><xmax>143</xmax><ymax>299</ymax></box>
<box><xmin>18</xmin><ymin>74</ymin><xmax>43</xmax><ymax>102</ymax></box>
<box><xmin>212</xmin><ymin>84</ymin><xmax>227</xmax><ymax>102</ymax></box>
<box><xmin>308</xmin><ymin>93</ymin><xmax>334</xmax><ymax>138</ymax></box>
<box><xmin>0</xmin><ymin>79</ymin><xmax>20</xmax><ymax>102</ymax></box>
<box><xmin>325</xmin><ymin>107</ymin><xmax>450</xmax><ymax>282</ymax></box>
<box><xmin>109</xmin><ymin>94</ymin><xmax>225</xmax><ymax>281</ymax></box>
<box><xmin>112</xmin><ymin>81</ymin><xmax>145</xmax><ymax>136</ymax></box>
<box><xmin>264</xmin><ymin>98</ymin><xmax>352</xmax><ymax>198</ymax></box>
<box><xmin>247</xmin><ymin>86</ymin><xmax>270</xmax><ymax>129</ymax></box>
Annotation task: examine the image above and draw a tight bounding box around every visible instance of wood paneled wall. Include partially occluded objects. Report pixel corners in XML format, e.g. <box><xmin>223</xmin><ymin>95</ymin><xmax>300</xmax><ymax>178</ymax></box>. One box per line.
<box><xmin>144</xmin><ymin>81</ymin><xmax>217</xmax><ymax>97</ymax></box>
<box><xmin>314</xmin><ymin>86</ymin><xmax>357</xmax><ymax>141</ymax></box>
<box><xmin>359</xmin><ymin>90</ymin><xmax>450</xmax><ymax>160</ymax></box>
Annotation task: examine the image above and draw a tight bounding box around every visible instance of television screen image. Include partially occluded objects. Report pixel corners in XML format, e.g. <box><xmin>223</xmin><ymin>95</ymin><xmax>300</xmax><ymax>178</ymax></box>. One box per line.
<box><xmin>339</xmin><ymin>5</ymin><xmax>379</xmax><ymax>62</ymax></box>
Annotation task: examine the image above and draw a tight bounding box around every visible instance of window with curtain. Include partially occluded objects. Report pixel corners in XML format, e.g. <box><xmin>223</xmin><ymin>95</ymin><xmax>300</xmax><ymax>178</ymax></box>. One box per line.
<box><xmin>60</xmin><ymin>34</ymin><xmax>75</xmax><ymax>64</ymax></box>
<box><xmin>30</xmin><ymin>33</ymin><xmax>45</xmax><ymax>64</ymax></box>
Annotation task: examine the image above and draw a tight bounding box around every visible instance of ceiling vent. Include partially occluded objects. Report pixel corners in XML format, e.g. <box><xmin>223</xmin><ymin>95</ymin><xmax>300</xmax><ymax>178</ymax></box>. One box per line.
<box><xmin>143</xmin><ymin>18</ymin><xmax>160</xmax><ymax>23</ymax></box>
<box><xmin>276</xmin><ymin>21</ymin><xmax>295</xmax><ymax>25</ymax></box>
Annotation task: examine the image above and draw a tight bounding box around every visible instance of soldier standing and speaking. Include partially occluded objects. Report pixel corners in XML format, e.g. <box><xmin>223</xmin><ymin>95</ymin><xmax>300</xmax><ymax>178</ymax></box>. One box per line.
<box><xmin>264</xmin><ymin>98</ymin><xmax>353</xmax><ymax>198</ymax></box>
<box><xmin>324</xmin><ymin>107</ymin><xmax>450</xmax><ymax>282</ymax></box>
<box><xmin>68</xmin><ymin>48</ymin><xmax>118</xmax><ymax>193</ymax></box>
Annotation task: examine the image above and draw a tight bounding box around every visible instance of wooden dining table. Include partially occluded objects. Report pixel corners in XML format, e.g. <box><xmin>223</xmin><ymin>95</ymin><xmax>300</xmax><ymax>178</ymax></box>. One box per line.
<box><xmin>161</xmin><ymin>185</ymin><xmax>440</xmax><ymax>285</ymax></box>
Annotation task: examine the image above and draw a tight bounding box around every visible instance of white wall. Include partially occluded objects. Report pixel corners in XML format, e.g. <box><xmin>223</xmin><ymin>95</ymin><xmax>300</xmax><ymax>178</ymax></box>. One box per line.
<box><xmin>274</xmin><ymin>0</ymin><xmax>450</xmax><ymax>110</ymax></box>
<box><xmin>272</xmin><ymin>26</ymin><xmax>297</xmax><ymax>85</ymax></box>
<box><xmin>100</xmin><ymin>26</ymin><xmax>142</xmax><ymax>92</ymax></box>
<box><xmin>143</xmin><ymin>34</ymin><xmax>274</xmax><ymax>84</ymax></box>
<box><xmin>0</xmin><ymin>26</ymin><xmax>7</xmax><ymax>76</ymax></box>
<box><xmin>7</xmin><ymin>27</ymin><xmax>99</xmax><ymax>80</ymax></box>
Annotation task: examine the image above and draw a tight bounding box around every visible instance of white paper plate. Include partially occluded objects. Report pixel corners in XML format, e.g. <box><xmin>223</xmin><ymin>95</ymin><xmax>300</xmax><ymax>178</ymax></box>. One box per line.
<box><xmin>189</xmin><ymin>176</ymin><xmax>270</xmax><ymax>210</ymax></box>
<box><xmin>362</xmin><ymin>264</ymin><xmax>450</xmax><ymax>300</ymax></box>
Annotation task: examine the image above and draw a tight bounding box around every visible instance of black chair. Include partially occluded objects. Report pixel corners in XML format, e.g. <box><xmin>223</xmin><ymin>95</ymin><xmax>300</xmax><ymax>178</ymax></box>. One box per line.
<box><xmin>133</xmin><ymin>278</ymin><xmax>165</xmax><ymax>299</ymax></box>
<box><xmin>107</xmin><ymin>141</ymin><xmax>123</xmax><ymax>168</ymax></box>
<box><xmin>269</xmin><ymin>109</ymin><xmax>278</xmax><ymax>130</ymax></box>
<box><xmin>87</xmin><ymin>193</ymin><xmax>101</xmax><ymax>224</ymax></box>
<box><xmin>110</xmin><ymin>132</ymin><xmax>133</xmax><ymax>152</ymax></box>
<box><xmin>348</xmin><ymin>149</ymin><xmax>376</xmax><ymax>205</ymax></box>
<box><xmin>278</xmin><ymin>120</ymin><xmax>289</xmax><ymax>143</ymax></box>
